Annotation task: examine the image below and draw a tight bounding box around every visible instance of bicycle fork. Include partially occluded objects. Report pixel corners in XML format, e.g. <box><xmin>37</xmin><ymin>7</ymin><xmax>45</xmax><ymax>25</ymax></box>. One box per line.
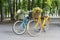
<box><xmin>41</xmin><ymin>17</ymin><xmax>49</xmax><ymax>30</ymax></box>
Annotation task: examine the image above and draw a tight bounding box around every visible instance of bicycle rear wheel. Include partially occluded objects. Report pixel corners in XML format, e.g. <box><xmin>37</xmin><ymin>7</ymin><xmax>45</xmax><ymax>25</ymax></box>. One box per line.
<box><xmin>12</xmin><ymin>20</ymin><xmax>26</xmax><ymax>35</ymax></box>
<box><xmin>27</xmin><ymin>20</ymin><xmax>41</xmax><ymax>36</ymax></box>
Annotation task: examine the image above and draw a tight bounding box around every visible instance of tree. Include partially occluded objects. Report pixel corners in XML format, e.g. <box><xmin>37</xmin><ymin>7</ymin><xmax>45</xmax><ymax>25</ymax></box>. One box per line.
<box><xmin>28</xmin><ymin>0</ymin><xmax>30</xmax><ymax>10</ymax></box>
<box><xmin>22</xmin><ymin>0</ymin><xmax>28</xmax><ymax>11</ymax></box>
<box><xmin>0</xmin><ymin>0</ymin><xmax>4</xmax><ymax>22</ymax></box>
<box><xmin>8</xmin><ymin>0</ymin><xmax>14</xmax><ymax>20</ymax></box>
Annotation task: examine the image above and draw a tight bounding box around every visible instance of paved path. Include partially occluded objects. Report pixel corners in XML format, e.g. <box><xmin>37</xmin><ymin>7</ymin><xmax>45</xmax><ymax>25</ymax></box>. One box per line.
<box><xmin>0</xmin><ymin>23</ymin><xmax>60</xmax><ymax>40</ymax></box>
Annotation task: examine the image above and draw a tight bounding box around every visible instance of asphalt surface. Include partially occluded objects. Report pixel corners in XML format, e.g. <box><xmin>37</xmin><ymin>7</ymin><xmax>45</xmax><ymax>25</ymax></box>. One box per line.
<box><xmin>0</xmin><ymin>19</ymin><xmax>60</xmax><ymax>40</ymax></box>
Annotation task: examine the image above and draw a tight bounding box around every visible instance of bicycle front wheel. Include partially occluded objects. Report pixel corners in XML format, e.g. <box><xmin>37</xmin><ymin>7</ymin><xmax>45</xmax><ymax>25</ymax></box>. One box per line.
<box><xmin>27</xmin><ymin>20</ymin><xmax>41</xmax><ymax>36</ymax></box>
<box><xmin>12</xmin><ymin>20</ymin><xmax>26</xmax><ymax>35</ymax></box>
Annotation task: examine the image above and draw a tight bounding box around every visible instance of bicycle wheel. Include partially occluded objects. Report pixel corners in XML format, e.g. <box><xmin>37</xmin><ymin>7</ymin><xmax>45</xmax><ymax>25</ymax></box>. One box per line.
<box><xmin>12</xmin><ymin>20</ymin><xmax>26</xmax><ymax>35</ymax></box>
<box><xmin>27</xmin><ymin>20</ymin><xmax>41</xmax><ymax>36</ymax></box>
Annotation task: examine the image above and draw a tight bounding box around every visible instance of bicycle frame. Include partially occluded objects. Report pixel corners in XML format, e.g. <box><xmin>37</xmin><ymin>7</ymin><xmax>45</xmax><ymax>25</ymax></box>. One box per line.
<box><xmin>20</xmin><ymin>17</ymin><xmax>29</xmax><ymax>28</ymax></box>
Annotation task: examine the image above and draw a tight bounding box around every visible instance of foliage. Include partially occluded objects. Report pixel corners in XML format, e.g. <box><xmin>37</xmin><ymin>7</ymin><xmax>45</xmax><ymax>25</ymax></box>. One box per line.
<box><xmin>0</xmin><ymin>0</ymin><xmax>60</xmax><ymax>18</ymax></box>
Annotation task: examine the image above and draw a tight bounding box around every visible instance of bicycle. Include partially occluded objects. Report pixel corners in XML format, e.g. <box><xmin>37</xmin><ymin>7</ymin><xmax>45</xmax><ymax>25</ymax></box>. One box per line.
<box><xmin>12</xmin><ymin>17</ymin><xmax>29</xmax><ymax>35</ymax></box>
<box><xmin>27</xmin><ymin>16</ymin><xmax>50</xmax><ymax>36</ymax></box>
<box><xmin>12</xmin><ymin>15</ymin><xmax>49</xmax><ymax>36</ymax></box>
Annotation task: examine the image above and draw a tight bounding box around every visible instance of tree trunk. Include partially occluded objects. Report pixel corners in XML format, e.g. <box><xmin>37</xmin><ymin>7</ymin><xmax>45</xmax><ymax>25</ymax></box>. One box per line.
<box><xmin>13</xmin><ymin>0</ymin><xmax>15</xmax><ymax>20</ymax></box>
<box><xmin>31</xmin><ymin>0</ymin><xmax>35</xmax><ymax>9</ymax></box>
<box><xmin>58</xmin><ymin>9</ymin><xmax>60</xmax><ymax>16</ymax></box>
<box><xmin>18</xmin><ymin>0</ymin><xmax>21</xmax><ymax>9</ymax></box>
<box><xmin>0</xmin><ymin>6</ymin><xmax>3</xmax><ymax>22</ymax></box>
<box><xmin>8</xmin><ymin>0</ymin><xmax>14</xmax><ymax>20</ymax></box>
<box><xmin>28</xmin><ymin>0</ymin><xmax>30</xmax><ymax>11</ymax></box>
<box><xmin>0</xmin><ymin>0</ymin><xmax>3</xmax><ymax>22</ymax></box>
<box><xmin>16</xmin><ymin>0</ymin><xmax>18</xmax><ymax>11</ymax></box>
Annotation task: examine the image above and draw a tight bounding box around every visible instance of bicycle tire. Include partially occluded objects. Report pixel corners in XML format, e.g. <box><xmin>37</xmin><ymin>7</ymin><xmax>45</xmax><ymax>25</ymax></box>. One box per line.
<box><xmin>27</xmin><ymin>20</ymin><xmax>41</xmax><ymax>36</ymax></box>
<box><xmin>12</xmin><ymin>20</ymin><xmax>26</xmax><ymax>35</ymax></box>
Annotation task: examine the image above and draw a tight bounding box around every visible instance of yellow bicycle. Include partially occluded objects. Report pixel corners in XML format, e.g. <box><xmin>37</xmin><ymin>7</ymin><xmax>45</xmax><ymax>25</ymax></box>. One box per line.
<box><xmin>27</xmin><ymin>16</ymin><xmax>50</xmax><ymax>36</ymax></box>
